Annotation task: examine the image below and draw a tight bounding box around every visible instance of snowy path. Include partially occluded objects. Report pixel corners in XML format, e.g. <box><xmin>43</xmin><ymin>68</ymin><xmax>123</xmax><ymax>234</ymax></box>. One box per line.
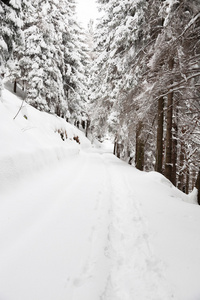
<box><xmin>99</xmin><ymin>154</ymin><xmax>171</xmax><ymax>300</ymax></box>
<box><xmin>0</xmin><ymin>147</ymin><xmax>188</xmax><ymax>300</ymax></box>
<box><xmin>0</xmin><ymin>151</ymin><xmax>111</xmax><ymax>300</ymax></box>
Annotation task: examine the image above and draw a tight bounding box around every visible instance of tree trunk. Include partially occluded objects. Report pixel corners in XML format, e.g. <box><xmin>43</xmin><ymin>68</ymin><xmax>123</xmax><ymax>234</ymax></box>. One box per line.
<box><xmin>113</xmin><ymin>140</ymin><xmax>120</xmax><ymax>158</ymax></box>
<box><xmin>165</xmin><ymin>91</ymin><xmax>173</xmax><ymax>181</ymax></box>
<box><xmin>55</xmin><ymin>105</ymin><xmax>60</xmax><ymax>117</ymax></box>
<box><xmin>113</xmin><ymin>141</ymin><xmax>117</xmax><ymax>155</ymax></box>
<box><xmin>85</xmin><ymin>120</ymin><xmax>90</xmax><ymax>137</ymax></box>
<box><xmin>135</xmin><ymin>122</ymin><xmax>144</xmax><ymax>171</ymax></box>
<box><xmin>185</xmin><ymin>170</ymin><xmax>189</xmax><ymax>194</ymax></box>
<box><xmin>164</xmin><ymin>57</ymin><xmax>174</xmax><ymax>182</ymax></box>
<box><xmin>178</xmin><ymin>136</ymin><xmax>185</xmax><ymax>191</ymax></box>
<box><xmin>81</xmin><ymin>120</ymin><xmax>85</xmax><ymax>129</ymax></box>
<box><xmin>192</xmin><ymin>168</ymin><xmax>197</xmax><ymax>190</ymax></box>
<box><xmin>155</xmin><ymin>96</ymin><xmax>164</xmax><ymax>173</ymax></box>
<box><xmin>14</xmin><ymin>79</ymin><xmax>17</xmax><ymax>93</ymax></box>
<box><xmin>172</xmin><ymin>122</ymin><xmax>178</xmax><ymax>186</ymax></box>
<box><xmin>195</xmin><ymin>170</ymin><xmax>200</xmax><ymax>205</ymax></box>
<box><xmin>116</xmin><ymin>143</ymin><xmax>121</xmax><ymax>158</ymax></box>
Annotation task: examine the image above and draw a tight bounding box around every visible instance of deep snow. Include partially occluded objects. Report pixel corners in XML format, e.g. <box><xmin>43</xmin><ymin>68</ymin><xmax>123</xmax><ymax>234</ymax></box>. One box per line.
<box><xmin>0</xmin><ymin>86</ymin><xmax>200</xmax><ymax>300</ymax></box>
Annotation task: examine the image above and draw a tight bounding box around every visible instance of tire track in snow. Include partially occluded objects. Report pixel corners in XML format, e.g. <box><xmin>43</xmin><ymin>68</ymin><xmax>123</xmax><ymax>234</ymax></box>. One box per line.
<box><xmin>101</xmin><ymin>155</ymin><xmax>173</xmax><ymax>300</ymax></box>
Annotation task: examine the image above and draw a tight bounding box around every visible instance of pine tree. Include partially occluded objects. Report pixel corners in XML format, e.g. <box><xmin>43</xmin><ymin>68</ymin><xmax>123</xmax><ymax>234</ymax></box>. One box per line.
<box><xmin>63</xmin><ymin>3</ymin><xmax>90</xmax><ymax>120</ymax></box>
<box><xmin>7</xmin><ymin>0</ymin><xmax>90</xmax><ymax>119</ymax></box>
<box><xmin>0</xmin><ymin>0</ymin><xmax>22</xmax><ymax>97</ymax></box>
<box><xmin>91</xmin><ymin>0</ymin><xmax>148</xmax><ymax>152</ymax></box>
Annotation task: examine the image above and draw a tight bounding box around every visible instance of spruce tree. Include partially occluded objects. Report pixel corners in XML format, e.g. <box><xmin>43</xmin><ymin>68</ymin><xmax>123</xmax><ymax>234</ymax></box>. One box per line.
<box><xmin>0</xmin><ymin>0</ymin><xmax>22</xmax><ymax>97</ymax></box>
<box><xmin>7</xmin><ymin>0</ymin><xmax>89</xmax><ymax>120</ymax></box>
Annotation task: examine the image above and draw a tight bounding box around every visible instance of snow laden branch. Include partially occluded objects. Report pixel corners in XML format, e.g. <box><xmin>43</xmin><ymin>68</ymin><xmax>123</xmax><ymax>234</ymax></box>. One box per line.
<box><xmin>177</xmin><ymin>12</ymin><xmax>200</xmax><ymax>40</ymax></box>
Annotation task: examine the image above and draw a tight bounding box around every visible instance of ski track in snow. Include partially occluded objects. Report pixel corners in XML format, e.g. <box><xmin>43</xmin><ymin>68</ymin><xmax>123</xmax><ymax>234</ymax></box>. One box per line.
<box><xmin>100</xmin><ymin>154</ymin><xmax>173</xmax><ymax>300</ymax></box>
<box><xmin>69</xmin><ymin>152</ymin><xmax>112</xmax><ymax>300</ymax></box>
<box><xmin>0</xmin><ymin>149</ymin><xmax>173</xmax><ymax>300</ymax></box>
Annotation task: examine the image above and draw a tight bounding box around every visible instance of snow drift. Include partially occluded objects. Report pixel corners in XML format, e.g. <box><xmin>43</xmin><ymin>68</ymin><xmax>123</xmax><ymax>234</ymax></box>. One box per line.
<box><xmin>0</xmin><ymin>86</ymin><xmax>90</xmax><ymax>192</ymax></box>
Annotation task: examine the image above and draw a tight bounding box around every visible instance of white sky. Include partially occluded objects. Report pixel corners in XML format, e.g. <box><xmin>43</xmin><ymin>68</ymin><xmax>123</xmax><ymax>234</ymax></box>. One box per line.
<box><xmin>76</xmin><ymin>0</ymin><xmax>99</xmax><ymax>28</ymax></box>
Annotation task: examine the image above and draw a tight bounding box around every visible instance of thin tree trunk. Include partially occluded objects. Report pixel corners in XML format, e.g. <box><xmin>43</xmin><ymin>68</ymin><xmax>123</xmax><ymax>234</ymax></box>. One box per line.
<box><xmin>195</xmin><ymin>170</ymin><xmax>200</xmax><ymax>205</ymax></box>
<box><xmin>172</xmin><ymin>101</ymin><xmax>179</xmax><ymax>187</ymax></box>
<box><xmin>172</xmin><ymin>122</ymin><xmax>178</xmax><ymax>186</ymax></box>
<box><xmin>116</xmin><ymin>143</ymin><xmax>121</xmax><ymax>158</ymax></box>
<box><xmin>155</xmin><ymin>96</ymin><xmax>164</xmax><ymax>173</ymax></box>
<box><xmin>14</xmin><ymin>79</ymin><xmax>17</xmax><ymax>93</ymax></box>
<box><xmin>185</xmin><ymin>170</ymin><xmax>189</xmax><ymax>194</ymax></box>
<box><xmin>113</xmin><ymin>140</ymin><xmax>121</xmax><ymax>158</ymax></box>
<box><xmin>113</xmin><ymin>141</ymin><xmax>116</xmax><ymax>155</ymax></box>
<box><xmin>165</xmin><ymin>57</ymin><xmax>174</xmax><ymax>182</ymax></box>
<box><xmin>165</xmin><ymin>91</ymin><xmax>173</xmax><ymax>181</ymax></box>
<box><xmin>178</xmin><ymin>133</ymin><xmax>185</xmax><ymax>191</ymax></box>
<box><xmin>192</xmin><ymin>168</ymin><xmax>197</xmax><ymax>190</ymax></box>
<box><xmin>85</xmin><ymin>120</ymin><xmax>90</xmax><ymax>137</ymax></box>
<box><xmin>55</xmin><ymin>105</ymin><xmax>61</xmax><ymax>117</ymax></box>
<box><xmin>135</xmin><ymin>121</ymin><xmax>144</xmax><ymax>171</ymax></box>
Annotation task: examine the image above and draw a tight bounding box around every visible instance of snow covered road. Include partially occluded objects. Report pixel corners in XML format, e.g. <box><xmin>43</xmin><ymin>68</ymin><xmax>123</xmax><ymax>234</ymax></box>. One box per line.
<box><xmin>0</xmin><ymin>147</ymin><xmax>200</xmax><ymax>299</ymax></box>
<box><xmin>0</xmin><ymin>150</ymin><xmax>112</xmax><ymax>300</ymax></box>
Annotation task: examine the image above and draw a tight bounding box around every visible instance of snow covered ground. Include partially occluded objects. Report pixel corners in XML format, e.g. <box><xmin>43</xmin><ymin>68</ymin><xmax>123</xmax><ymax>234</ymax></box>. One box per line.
<box><xmin>0</xmin><ymin>87</ymin><xmax>200</xmax><ymax>300</ymax></box>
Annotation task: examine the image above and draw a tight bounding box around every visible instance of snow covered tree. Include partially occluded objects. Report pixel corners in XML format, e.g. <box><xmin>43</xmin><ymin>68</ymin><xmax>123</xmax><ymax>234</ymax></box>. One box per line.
<box><xmin>16</xmin><ymin>0</ymin><xmax>68</xmax><ymax>114</ymax></box>
<box><xmin>7</xmin><ymin>0</ymin><xmax>89</xmax><ymax>119</ymax></box>
<box><xmin>91</xmin><ymin>0</ymin><xmax>200</xmax><ymax>192</ymax></box>
<box><xmin>148</xmin><ymin>0</ymin><xmax>200</xmax><ymax>188</ymax></box>
<box><xmin>0</xmin><ymin>0</ymin><xmax>22</xmax><ymax>97</ymax></box>
<box><xmin>62</xmin><ymin>2</ymin><xmax>90</xmax><ymax>120</ymax></box>
<box><xmin>90</xmin><ymin>0</ymin><xmax>148</xmax><ymax>149</ymax></box>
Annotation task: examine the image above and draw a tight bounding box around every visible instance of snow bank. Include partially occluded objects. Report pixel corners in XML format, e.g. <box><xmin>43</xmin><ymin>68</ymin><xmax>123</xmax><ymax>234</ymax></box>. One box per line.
<box><xmin>131</xmin><ymin>168</ymin><xmax>200</xmax><ymax>300</ymax></box>
<box><xmin>0</xmin><ymin>87</ymin><xmax>90</xmax><ymax>191</ymax></box>
<box><xmin>144</xmin><ymin>171</ymin><xmax>198</xmax><ymax>205</ymax></box>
